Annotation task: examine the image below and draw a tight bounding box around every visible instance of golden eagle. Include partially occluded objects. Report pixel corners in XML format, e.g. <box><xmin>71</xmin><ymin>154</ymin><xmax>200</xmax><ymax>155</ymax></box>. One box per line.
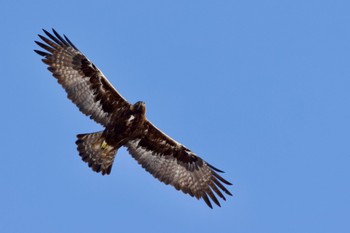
<box><xmin>34</xmin><ymin>29</ymin><xmax>232</xmax><ymax>208</ymax></box>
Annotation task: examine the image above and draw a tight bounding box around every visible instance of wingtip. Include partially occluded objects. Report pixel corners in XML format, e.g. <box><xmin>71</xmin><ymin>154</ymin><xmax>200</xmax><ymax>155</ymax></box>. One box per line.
<box><xmin>226</xmin><ymin>181</ymin><xmax>233</xmax><ymax>186</ymax></box>
<box><xmin>207</xmin><ymin>163</ymin><xmax>225</xmax><ymax>173</ymax></box>
<box><xmin>202</xmin><ymin>193</ymin><xmax>213</xmax><ymax>209</ymax></box>
<box><xmin>34</xmin><ymin>49</ymin><xmax>49</xmax><ymax>56</ymax></box>
<box><xmin>42</xmin><ymin>28</ymin><xmax>57</xmax><ymax>40</ymax></box>
<box><xmin>211</xmin><ymin>195</ymin><xmax>221</xmax><ymax>207</ymax></box>
<box><xmin>52</xmin><ymin>28</ymin><xmax>59</xmax><ymax>36</ymax></box>
<box><xmin>42</xmin><ymin>28</ymin><xmax>50</xmax><ymax>35</ymax></box>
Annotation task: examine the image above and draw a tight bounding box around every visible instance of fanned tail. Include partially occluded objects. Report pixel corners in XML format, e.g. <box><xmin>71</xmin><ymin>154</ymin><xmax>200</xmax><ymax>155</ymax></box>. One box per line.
<box><xmin>76</xmin><ymin>131</ymin><xmax>117</xmax><ymax>175</ymax></box>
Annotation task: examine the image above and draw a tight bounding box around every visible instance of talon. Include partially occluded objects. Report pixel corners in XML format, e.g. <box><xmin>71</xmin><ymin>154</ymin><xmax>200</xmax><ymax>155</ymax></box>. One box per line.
<box><xmin>101</xmin><ymin>140</ymin><xmax>109</xmax><ymax>149</ymax></box>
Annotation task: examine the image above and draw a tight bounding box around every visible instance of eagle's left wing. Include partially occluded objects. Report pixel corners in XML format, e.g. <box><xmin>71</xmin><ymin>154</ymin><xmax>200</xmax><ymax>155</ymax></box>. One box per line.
<box><xmin>34</xmin><ymin>29</ymin><xmax>131</xmax><ymax>127</ymax></box>
<box><xmin>126</xmin><ymin>121</ymin><xmax>232</xmax><ymax>208</ymax></box>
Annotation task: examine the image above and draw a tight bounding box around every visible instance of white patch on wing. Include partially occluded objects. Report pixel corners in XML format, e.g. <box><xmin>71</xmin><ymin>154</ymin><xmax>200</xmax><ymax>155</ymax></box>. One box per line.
<box><xmin>127</xmin><ymin>115</ymin><xmax>135</xmax><ymax>122</ymax></box>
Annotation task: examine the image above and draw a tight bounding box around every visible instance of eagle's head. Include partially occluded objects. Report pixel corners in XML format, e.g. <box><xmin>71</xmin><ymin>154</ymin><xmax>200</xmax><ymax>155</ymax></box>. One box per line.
<box><xmin>132</xmin><ymin>101</ymin><xmax>146</xmax><ymax>115</ymax></box>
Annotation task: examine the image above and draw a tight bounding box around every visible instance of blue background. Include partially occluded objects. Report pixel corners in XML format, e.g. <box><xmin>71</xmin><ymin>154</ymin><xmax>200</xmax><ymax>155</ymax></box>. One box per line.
<box><xmin>1</xmin><ymin>1</ymin><xmax>350</xmax><ymax>232</ymax></box>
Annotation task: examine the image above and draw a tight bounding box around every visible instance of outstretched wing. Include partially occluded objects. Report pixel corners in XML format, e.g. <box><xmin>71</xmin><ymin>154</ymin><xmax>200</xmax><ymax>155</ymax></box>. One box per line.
<box><xmin>34</xmin><ymin>29</ymin><xmax>130</xmax><ymax>127</ymax></box>
<box><xmin>126</xmin><ymin>121</ymin><xmax>232</xmax><ymax>208</ymax></box>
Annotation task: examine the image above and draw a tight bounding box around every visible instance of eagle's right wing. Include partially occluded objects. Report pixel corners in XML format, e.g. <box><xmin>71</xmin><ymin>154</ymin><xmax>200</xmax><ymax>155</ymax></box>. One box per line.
<box><xmin>126</xmin><ymin>121</ymin><xmax>232</xmax><ymax>208</ymax></box>
<box><xmin>35</xmin><ymin>29</ymin><xmax>130</xmax><ymax>127</ymax></box>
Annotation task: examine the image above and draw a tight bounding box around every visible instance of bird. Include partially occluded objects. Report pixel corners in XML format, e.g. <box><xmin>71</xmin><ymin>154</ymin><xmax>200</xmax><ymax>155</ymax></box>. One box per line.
<box><xmin>34</xmin><ymin>29</ymin><xmax>232</xmax><ymax>208</ymax></box>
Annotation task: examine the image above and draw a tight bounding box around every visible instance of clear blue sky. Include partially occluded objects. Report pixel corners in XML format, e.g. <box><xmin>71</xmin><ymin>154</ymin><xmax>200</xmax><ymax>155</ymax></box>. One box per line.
<box><xmin>1</xmin><ymin>1</ymin><xmax>350</xmax><ymax>232</ymax></box>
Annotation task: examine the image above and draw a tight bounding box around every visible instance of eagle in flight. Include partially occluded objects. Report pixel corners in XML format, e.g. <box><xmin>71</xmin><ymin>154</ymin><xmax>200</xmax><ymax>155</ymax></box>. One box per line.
<box><xmin>34</xmin><ymin>29</ymin><xmax>232</xmax><ymax>208</ymax></box>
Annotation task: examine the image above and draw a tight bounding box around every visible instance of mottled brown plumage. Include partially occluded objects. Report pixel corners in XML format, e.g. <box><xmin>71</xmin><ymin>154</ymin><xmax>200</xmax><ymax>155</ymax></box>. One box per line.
<box><xmin>35</xmin><ymin>29</ymin><xmax>232</xmax><ymax>208</ymax></box>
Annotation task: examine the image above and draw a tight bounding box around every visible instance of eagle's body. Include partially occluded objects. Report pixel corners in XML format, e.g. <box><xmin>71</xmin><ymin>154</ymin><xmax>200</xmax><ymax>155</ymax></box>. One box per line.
<box><xmin>77</xmin><ymin>101</ymin><xmax>147</xmax><ymax>175</ymax></box>
<box><xmin>35</xmin><ymin>29</ymin><xmax>232</xmax><ymax>208</ymax></box>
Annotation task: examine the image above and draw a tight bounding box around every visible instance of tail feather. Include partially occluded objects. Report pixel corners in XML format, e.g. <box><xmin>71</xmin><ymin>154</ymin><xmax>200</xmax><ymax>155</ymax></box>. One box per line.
<box><xmin>76</xmin><ymin>131</ymin><xmax>117</xmax><ymax>175</ymax></box>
